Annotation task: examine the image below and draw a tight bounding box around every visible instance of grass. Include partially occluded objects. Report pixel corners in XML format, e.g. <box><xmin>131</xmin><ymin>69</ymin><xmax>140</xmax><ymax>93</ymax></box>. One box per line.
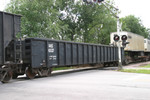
<box><xmin>121</xmin><ymin>64</ymin><xmax>150</xmax><ymax>74</ymax></box>
<box><xmin>121</xmin><ymin>69</ymin><xmax>150</xmax><ymax>74</ymax></box>
<box><xmin>140</xmin><ymin>64</ymin><xmax>150</xmax><ymax>68</ymax></box>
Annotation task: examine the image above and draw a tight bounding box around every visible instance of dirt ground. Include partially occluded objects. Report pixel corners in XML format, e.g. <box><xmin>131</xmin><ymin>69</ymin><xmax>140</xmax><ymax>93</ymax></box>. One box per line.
<box><xmin>123</xmin><ymin>61</ymin><xmax>150</xmax><ymax>69</ymax></box>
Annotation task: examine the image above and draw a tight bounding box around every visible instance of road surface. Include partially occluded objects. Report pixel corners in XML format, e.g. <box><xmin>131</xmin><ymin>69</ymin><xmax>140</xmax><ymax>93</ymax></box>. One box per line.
<box><xmin>0</xmin><ymin>67</ymin><xmax>150</xmax><ymax>100</ymax></box>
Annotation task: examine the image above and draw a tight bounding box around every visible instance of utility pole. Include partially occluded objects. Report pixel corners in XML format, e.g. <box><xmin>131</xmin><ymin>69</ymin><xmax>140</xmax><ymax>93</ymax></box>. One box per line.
<box><xmin>83</xmin><ymin>0</ymin><xmax>123</xmax><ymax>70</ymax></box>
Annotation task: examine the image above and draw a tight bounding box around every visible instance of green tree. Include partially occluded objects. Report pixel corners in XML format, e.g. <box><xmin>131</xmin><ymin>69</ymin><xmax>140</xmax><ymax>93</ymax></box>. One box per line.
<box><xmin>58</xmin><ymin>0</ymin><xmax>117</xmax><ymax>44</ymax></box>
<box><xmin>6</xmin><ymin>0</ymin><xmax>68</xmax><ymax>39</ymax></box>
<box><xmin>121</xmin><ymin>15</ymin><xmax>149</xmax><ymax>38</ymax></box>
<box><xmin>6</xmin><ymin>0</ymin><xmax>117</xmax><ymax>44</ymax></box>
<box><xmin>57</xmin><ymin>0</ymin><xmax>80</xmax><ymax>41</ymax></box>
<box><xmin>76</xmin><ymin>1</ymin><xmax>117</xmax><ymax>44</ymax></box>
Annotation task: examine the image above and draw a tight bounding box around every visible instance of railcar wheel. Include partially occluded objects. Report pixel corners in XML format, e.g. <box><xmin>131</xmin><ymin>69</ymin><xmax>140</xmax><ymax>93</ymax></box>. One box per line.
<box><xmin>25</xmin><ymin>67</ymin><xmax>36</xmax><ymax>79</ymax></box>
<box><xmin>1</xmin><ymin>71</ymin><xmax>12</xmax><ymax>83</ymax></box>
<box><xmin>124</xmin><ymin>59</ymin><xmax>129</xmax><ymax>65</ymax></box>
<box><xmin>12</xmin><ymin>73</ymin><xmax>18</xmax><ymax>79</ymax></box>
<box><xmin>38</xmin><ymin>68</ymin><xmax>52</xmax><ymax>77</ymax></box>
<box><xmin>46</xmin><ymin>68</ymin><xmax>52</xmax><ymax>77</ymax></box>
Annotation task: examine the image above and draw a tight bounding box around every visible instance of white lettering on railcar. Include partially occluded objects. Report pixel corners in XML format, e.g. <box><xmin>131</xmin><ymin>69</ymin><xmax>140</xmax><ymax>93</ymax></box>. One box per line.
<box><xmin>49</xmin><ymin>44</ymin><xmax>53</xmax><ymax>48</ymax></box>
<box><xmin>49</xmin><ymin>55</ymin><xmax>57</xmax><ymax>60</ymax></box>
<box><xmin>48</xmin><ymin>44</ymin><xmax>54</xmax><ymax>53</ymax></box>
<box><xmin>48</xmin><ymin>49</ymin><xmax>54</xmax><ymax>53</ymax></box>
<box><xmin>52</xmin><ymin>64</ymin><xmax>58</xmax><ymax>66</ymax></box>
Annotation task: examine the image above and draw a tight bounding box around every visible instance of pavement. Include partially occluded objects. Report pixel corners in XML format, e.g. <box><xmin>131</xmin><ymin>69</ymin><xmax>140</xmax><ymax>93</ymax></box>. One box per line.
<box><xmin>0</xmin><ymin>63</ymin><xmax>150</xmax><ymax>100</ymax></box>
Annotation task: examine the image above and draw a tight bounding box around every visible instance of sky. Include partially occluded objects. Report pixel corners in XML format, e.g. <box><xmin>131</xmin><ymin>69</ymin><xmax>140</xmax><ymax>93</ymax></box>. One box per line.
<box><xmin>0</xmin><ymin>0</ymin><xmax>10</xmax><ymax>11</ymax></box>
<box><xmin>0</xmin><ymin>0</ymin><xmax>150</xmax><ymax>28</ymax></box>
<box><xmin>115</xmin><ymin>0</ymin><xmax>150</xmax><ymax>28</ymax></box>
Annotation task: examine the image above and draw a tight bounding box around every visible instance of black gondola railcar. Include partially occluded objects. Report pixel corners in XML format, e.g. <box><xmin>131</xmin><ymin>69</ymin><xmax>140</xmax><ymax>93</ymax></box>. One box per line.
<box><xmin>0</xmin><ymin>11</ymin><xmax>124</xmax><ymax>83</ymax></box>
<box><xmin>22</xmin><ymin>38</ymin><xmax>122</xmax><ymax>78</ymax></box>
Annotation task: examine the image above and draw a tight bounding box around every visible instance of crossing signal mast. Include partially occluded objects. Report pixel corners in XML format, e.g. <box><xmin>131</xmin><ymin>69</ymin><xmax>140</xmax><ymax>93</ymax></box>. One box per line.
<box><xmin>83</xmin><ymin>0</ymin><xmax>124</xmax><ymax>70</ymax></box>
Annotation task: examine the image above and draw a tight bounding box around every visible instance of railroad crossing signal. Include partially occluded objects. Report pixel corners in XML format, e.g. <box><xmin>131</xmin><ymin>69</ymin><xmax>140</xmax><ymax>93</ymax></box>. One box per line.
<box><xmin>83</xmin><ymin>0</ymin><xmax>104</xmax><ymax>4</ymax></box>
<box><xmin>113</xmin><ymin>35</ymin><xmax>120</xmax><ymax>42</ymax></box>
<box><xmin>114</xmin><ymin>35</ymin><xmax>129</xmax><ymax>47</ymax></box>
<box><xmin>93</xmin><ymin>0</ymin><xmax>104</xmax><ymax>3</ymax></box>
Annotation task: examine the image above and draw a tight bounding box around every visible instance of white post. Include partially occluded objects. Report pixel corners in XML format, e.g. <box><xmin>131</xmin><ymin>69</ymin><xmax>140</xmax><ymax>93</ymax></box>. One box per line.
<box><xmin>117</xmin><ymin>12</ymin><xmax>122</xmax><ymax>70</ymax></box>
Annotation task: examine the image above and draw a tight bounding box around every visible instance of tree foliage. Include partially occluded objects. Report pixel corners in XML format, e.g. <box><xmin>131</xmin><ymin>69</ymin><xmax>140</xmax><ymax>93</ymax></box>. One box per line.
<box><xmin>121</xmin><ymin>15</ymin><xmax>149</xmax><ymax>38</ymax></box>
<box><xmin>6</xmin><ymin>0</ymin><xmax>118</xmax><ymax>44</ymax></box>
<box><xmin>6</xmin><ymin>0</ymin><xmax>67</xmax><ymax>38</ymax></box>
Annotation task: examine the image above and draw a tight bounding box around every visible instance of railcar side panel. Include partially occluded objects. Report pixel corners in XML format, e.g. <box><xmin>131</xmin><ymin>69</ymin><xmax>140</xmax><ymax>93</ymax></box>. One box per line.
<box><xmin>0</xmin><ymin>12</ymin><xmax>21</xmax><ymax>65</ymax></box>
<box><xmin>23</xmin><ymin>38</ymin><xmax>121</xmax><ymax>68</ymax></box>
<box><xmin>88</xmin><ymin>45</ymin><xmax>92</xmax><ymax>64</ymax></box>
<box><xmin>59</xmin><ymin>43</ymin><xmax>65</xmax><ymax>66</ymax></box>
<box><xmin>96</xmin><ymin>46</ymin><xmax>100</xmax><ymax>63</ymax></box>
<box><xmin>100</xmin><ymin>46</ymin><xmax>104</xmax><ymax>62</ymax></box>
<box><xmin>31</xmin><ymin>41</ymin><xmax>46</xmax><ymax>68</ymax></box>
<box><xmin>78</xmin><ymin>44</ymin><xmax>83</xmax><ymax>64</ymax></box>
<box><xmin>93</xmin><ymin>46</ymin><xmax>96</xmax><ymax>63</ymax></box>
<box><xmin>83</xmin><ymin>45</ymin><xmax>88</xmax><ymax>64</ymax></box>
<box><xmin>0</xmin><ymin>13</ymin><xmax>2</xmax><ymax>64</ymax></box>
<box><xmin>48</xmin><ymin>42</ymin><xmax>58</xmax><ymax>66</ymax></box>
<box><xmin>72</xmin><ymin>44</ymin><xmax>78</xmax><ymax>65</ymax></box>
<box><xmin>66</xmin><ymin>43</ymin><xmax>71</xmax><ymax>65</ymax></box>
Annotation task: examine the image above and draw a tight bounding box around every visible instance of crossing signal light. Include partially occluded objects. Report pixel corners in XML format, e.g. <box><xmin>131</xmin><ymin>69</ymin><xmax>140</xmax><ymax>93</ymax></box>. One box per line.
<box><xmin>83</xmin><ymin>0</ymin><xmax>88</xmax><ymax>2</ymax></box>
<box><xmin>93</xmin><ymin>0</ymin><xmax>104</xmax><ymax>3</ymax></box>
<box><xmin>121</xmin><ymin>35</ymin><xmax>129</xmax><ymax>47</ymax></box>
<box><xmin>121</xmin><ymin>35</ymin><xmax>127</xmax><ymax>41</ymax></box>
<box><xmin>114</xmin><ymin>35</ymin><xmax>120</xmax><ymax>42</ymax></box>
<box><xmin>98</xmin><ymin>0</ymin><xmax>104</xmax><ymax>3</ymax></box>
